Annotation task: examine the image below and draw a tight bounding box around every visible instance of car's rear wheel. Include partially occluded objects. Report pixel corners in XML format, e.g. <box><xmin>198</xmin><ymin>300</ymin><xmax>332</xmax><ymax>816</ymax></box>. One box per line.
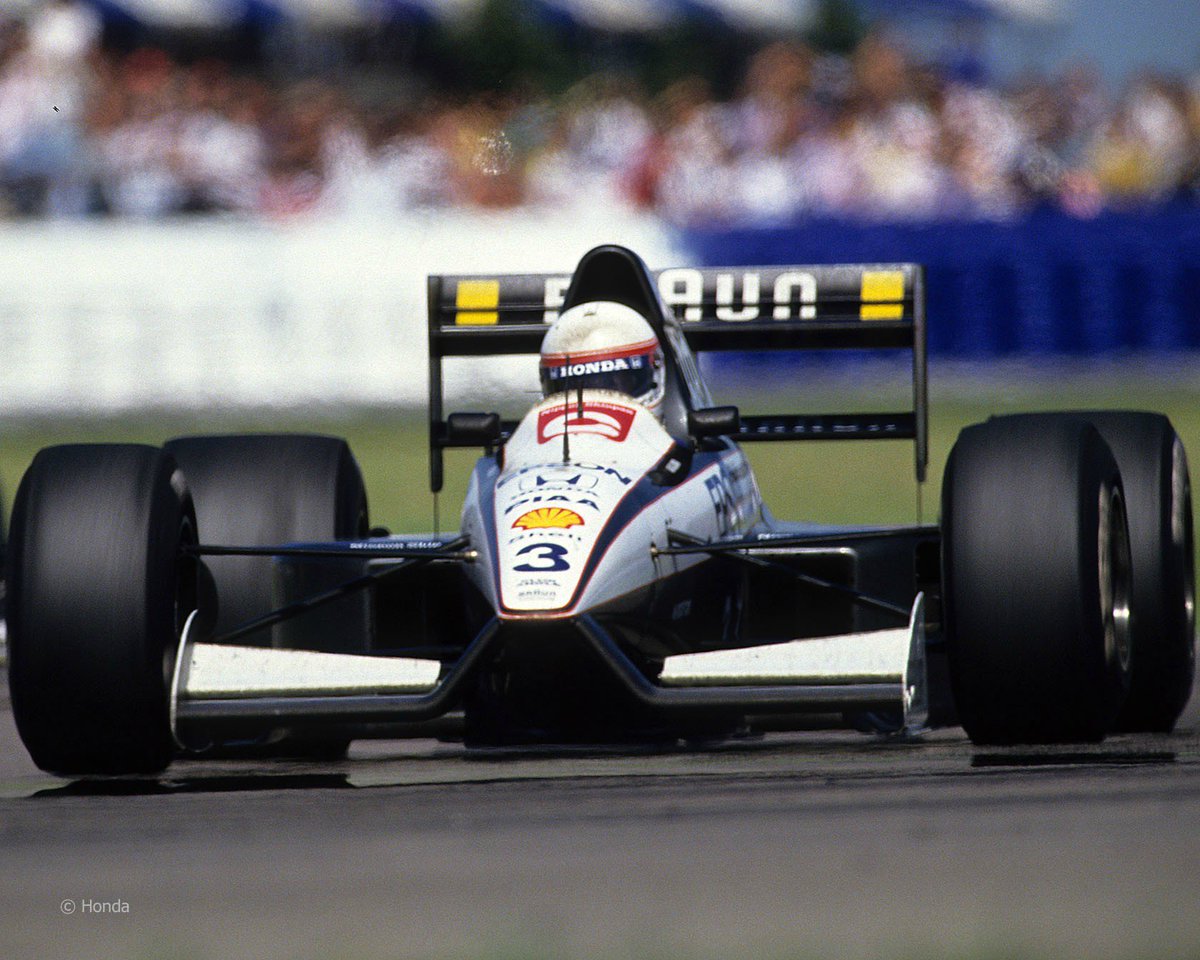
<box><xmin>7</xmin><ymin>444</ymin><xmax>196</xmax><ymax>775</ymax></box>
<box><xmin>164</xmin><ymin>434</ymin><xmax>368</xmax><ymax>645</ymax></box>
<box><xmin>942</xmin><ymin>415</ymin><xmax>1133</xmax><ymax>744</ymax></box>
<box><xmin>1082</xmin><ymin>412</ymin><xmax>1195</xmax><ymax>731</ymax></box>
<box><xmin>164</xmin><ymin>434</ymin><xmax>367</xmax><ymax>757</ymax></box>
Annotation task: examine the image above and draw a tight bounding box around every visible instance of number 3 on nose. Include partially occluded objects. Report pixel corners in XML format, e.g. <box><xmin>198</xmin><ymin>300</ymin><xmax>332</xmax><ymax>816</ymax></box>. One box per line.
<box><xmin>513</xmin><ymin>542</ymin><xmax>571</xmax><ymax>572</ymax></box>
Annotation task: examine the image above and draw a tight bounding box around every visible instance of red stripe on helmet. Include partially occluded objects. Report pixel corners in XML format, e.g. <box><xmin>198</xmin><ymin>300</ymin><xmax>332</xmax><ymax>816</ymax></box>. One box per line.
<box><xmin>540</xmin><ymin>338</ymin><xmax>660</xmax><ymax>367</ymax></box>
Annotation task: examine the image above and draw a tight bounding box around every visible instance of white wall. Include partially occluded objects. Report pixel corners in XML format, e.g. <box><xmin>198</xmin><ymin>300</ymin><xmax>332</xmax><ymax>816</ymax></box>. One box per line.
<box><xmin>0</xmin><ymin>211</ymin><xmax>681</xmax><ymax>417</ymax></box>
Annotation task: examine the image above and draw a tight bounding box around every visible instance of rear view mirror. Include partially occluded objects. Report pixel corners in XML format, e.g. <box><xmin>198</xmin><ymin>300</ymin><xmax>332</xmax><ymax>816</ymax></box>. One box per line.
<box><xmin>688</xmin><ymin>406</ymin><xmax>740</xmax><ymax>440</ymax></box>
<box><xmin>446</xmin><ymin>412</ymin><xmax>502</xmax><ymax>448</ymax></box>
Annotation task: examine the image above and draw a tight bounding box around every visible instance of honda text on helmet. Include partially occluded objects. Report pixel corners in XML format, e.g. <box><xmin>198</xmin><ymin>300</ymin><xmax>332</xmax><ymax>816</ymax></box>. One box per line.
<box><xmin>539</xmin><ymin>301</ymin><xmax>666</xmax><ymax>414</ymax></box>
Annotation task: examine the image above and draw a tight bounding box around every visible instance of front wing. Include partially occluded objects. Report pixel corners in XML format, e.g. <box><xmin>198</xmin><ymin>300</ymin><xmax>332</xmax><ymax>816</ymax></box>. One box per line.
<box><xmin>170</xmin><ymin>594</ymin><xmax>928</xmax><ymax>749</ymax></box>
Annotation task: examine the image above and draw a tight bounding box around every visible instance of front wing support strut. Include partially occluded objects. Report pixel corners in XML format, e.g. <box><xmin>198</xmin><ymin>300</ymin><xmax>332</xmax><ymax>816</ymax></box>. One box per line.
<box><xmin>576</xmin><ymin>615</ymin><xmax>910</xmax><ymax>715</ymax></box>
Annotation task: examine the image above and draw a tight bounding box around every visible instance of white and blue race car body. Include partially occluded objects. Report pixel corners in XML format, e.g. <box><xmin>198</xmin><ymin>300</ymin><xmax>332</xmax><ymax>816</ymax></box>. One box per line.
<box><xmin>163</xmin><ymin>245</ymin><xmax>937</xmax><ymax>747</ymax></box>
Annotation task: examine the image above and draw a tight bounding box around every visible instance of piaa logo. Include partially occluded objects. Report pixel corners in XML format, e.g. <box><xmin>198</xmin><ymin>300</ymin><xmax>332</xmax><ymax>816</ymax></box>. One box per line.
<box><xmin>537</xmin><ymin>402</ymin><xmax>636</xmax><ymax>444</ymax></box>
<box><xmin>512</xmin><ymin>507</ymin><xmax>584</xmax><ymax>530</ymax></box>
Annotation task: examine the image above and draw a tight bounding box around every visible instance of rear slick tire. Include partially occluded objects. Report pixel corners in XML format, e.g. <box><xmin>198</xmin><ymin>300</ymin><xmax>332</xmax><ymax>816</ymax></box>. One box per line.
<box><xmin>7</xmin><ymin>445</ymin><xmax>196</xmax><ymax>775</ymax></box>
<box><xmin>164</xmin><ymin>434</ymin><xmax>367</xmax><ymax>758</ymax></box>
<box><xmin>163</xmin><ymin>434</ymin><xmax>368</xmax><ymax>647</ymax></box>
<box><xmin>942</xmin><ymin>416</ymin><xmax>1133</xmax><ymax>745</ymax></box>
<box><xmin>1082</xmin><ymin>412</ymin><xmax>1195</xmax><ymax>732</ymax></box>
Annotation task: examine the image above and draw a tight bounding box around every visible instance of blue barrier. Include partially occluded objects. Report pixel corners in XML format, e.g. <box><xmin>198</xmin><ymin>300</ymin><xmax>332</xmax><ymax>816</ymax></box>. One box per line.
<box><xmin>680</xmin><ymin>204</ymin><xmax>1200</xmax><ymax>358</ymax></box>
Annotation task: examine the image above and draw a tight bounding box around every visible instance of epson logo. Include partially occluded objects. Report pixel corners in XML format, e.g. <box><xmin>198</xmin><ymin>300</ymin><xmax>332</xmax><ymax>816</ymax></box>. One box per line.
<box><xmin>550</xmin><ymin>357</ymin><xmax>637</xmax><ymax>378</ymax></box>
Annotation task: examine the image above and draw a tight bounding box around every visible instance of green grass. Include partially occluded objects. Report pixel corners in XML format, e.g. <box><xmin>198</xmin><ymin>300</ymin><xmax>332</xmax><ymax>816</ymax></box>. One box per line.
<box><xmin>2</xmin><ymin>382</ymin><xmax>1199</xmax><ymax>535</ymax></box>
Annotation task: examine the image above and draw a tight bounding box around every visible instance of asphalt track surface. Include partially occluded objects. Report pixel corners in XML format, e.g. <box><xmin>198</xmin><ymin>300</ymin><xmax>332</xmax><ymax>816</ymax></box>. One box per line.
<box><xmin>2</xmin><ymin>667</ymin><xmax>1199</xmax><ymax>960</ymax></box>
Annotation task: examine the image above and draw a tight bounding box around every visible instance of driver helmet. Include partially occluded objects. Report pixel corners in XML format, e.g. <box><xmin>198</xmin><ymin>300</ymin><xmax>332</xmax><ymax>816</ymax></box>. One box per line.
<box><xmin>539</xmin><ymin>301</ymin><xmax>666</xmax><ymax>413</ymax></box>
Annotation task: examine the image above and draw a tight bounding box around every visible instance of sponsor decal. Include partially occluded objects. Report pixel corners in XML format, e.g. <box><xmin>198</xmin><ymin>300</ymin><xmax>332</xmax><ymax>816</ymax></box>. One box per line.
<box><xmin>537</xmin><ymin>401</ymin><xmax>636</xmax><ymax>444</ymax></box>
<box><xmin>515</xmin><ymin>577</ymin><xmax>562</xmax><ymax>588</ymax></box>
<box><xmin>349</xmin><ymin>540</ymin><xmax>442</xmax><ymax>551</ymax></box>
<box><xmin>512</xmin><ymin>507</ymin><xmax>584</xmax><ymax>530</ymax></box>
<box><xmin>513</xmin><ymin>542</ymin><xmax>571</xmax><ymax>572</ymax></box>
<box><xmin>597</xmin><ymin>465</ymin><xmax>633</xmax><ymax>485</ymax></box>
<box><xmin>539</xmin><ymin>270</ymin><xmax>821</xmax><ymax>324</ymax></box>
<box><xmin>517</xmin><ymin>469</ymin><xmax>599</xmax><ymax>493</ymax></box>
<box><xmin>542</xmin><ymin>276</ymin><xmax>570</xmax><ymax>323</ymax></box>
<box><xmin>524</xmin><ymin>269</ymin><xmax>913</xmax><ymax>324</ymax></box>
<box><xmin>515</xmin><ymin>574</ymin><xmax>564</xmax><ymax>602</ymax></box>
<box><xmin>859</xmin><ymin>270</ymin><xmax>906</xmax><ymax>320</ymax></box>
<box><xmin>705</xmin><ymin>472</ymin><xmax>737</xmax><ymax>536</ymax></box>
<box><xmin>517</xmin><ymin>588</ymin><xmax>560</xmax><ymax>601</ymax></box>
<box><xmin>544</xmin><ymin>355</ymin><xmax>644</xmax><ymax>383</ymax></box>
<box><xmin>507</xmin><ymin>529</ymin><xmax>584</xmax><ymax>546</ymax></box>
<box><xmin>392</xmin><ymin>539</ymin><xmax>451</xmax><ymax>550</ymax></box>
<box><xmin>498</xmin><ymin>463</ymin><xmax>632</xmax><ymax>489</ymax></box>
<box><xmin>503</xmin><ymin>494</ymin><xmax>599</xmax><ymax>515</ymax></box>
<box><xmin>454</xmin><ymin>279</ymin><xmax>500</xmax><ymax>325</ymax></box>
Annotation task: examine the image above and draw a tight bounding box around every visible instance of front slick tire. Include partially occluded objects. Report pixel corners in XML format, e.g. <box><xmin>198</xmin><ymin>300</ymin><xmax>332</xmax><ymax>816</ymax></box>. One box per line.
<box><xmin>942</xmin><ymin>416</ymin><xmax>1133</xmax><ymax>745</ymax></box>
<box><xmin>7</xmin><ymin>445</ymin><xmax>195</xmax><ymax>775</ymax></box>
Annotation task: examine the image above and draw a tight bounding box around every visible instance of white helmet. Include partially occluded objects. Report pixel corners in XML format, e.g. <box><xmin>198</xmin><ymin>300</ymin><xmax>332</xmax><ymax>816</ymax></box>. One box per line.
<box><xmin>539</xmin><ymin>301</ymin><xmax>666</xmax><ymax>412</ymax></box>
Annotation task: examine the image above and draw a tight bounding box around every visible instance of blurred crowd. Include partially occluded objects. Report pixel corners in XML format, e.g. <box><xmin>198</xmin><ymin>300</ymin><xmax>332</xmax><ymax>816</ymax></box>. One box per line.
<box><xmin>2</xmin><ymin>0</ymin><xmax>1199</xmax><ymax>224</ymax></box>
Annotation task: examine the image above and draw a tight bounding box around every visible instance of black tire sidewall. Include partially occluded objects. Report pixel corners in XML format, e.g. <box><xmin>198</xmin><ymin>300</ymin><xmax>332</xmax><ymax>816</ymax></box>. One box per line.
<box><xmin>943</xmin><ymin>416</ymin><xmax>1130</xmax><ymax>744</ymax></box>
<box><xmin>8</xmin><ymin>445</ymin><xmax>194</xmax><ymax>774</ymax></box>
<box><xmin>163</xmin><ymin>434</ymin><xmax>367</xmax><ymax>641</ymax></box>
<box><xmin>1082</xmin><ymin>412</ymin><xmax>1195</xmax><ymax>731</ymax></box>
<box><xmin>163</xmin><ymin>434</ymin><xmax>367</xmax><ymax>754</ymax></box>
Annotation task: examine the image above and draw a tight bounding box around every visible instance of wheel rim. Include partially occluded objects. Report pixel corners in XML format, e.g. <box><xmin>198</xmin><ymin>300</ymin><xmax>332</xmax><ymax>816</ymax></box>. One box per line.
<box><xmin>1099</xmin><ymin>484</ymin><xmax>1133</xmax><ymax>675</ymax></box>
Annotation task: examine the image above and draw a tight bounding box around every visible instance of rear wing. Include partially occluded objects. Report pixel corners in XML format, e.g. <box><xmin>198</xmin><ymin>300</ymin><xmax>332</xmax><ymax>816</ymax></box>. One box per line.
<box><xmin>427</xmin><ymin>263</ymin><xmax>927</xmax><ymax>491</ymax></box>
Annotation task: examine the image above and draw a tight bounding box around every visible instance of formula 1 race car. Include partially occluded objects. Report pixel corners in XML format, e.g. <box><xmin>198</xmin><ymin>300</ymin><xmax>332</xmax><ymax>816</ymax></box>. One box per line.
<box><xmin>5</xmin><ymin>245</ymin><xmax>1195</xmax><ymax>775</ymax></box>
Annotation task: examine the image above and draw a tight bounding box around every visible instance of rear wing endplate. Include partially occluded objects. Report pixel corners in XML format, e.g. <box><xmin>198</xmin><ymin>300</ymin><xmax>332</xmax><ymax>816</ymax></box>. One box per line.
<box><xmin>427</xmin><ymin>263</ymin><xmax>927</xmax><ymax>491</ymax></box>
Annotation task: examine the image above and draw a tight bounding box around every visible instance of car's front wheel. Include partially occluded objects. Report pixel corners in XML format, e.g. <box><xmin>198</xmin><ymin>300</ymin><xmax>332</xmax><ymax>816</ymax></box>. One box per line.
<box><xmin>7</xmin><ymin>445</ymin><xmax>196</xmax><ymax>775</ymax></box>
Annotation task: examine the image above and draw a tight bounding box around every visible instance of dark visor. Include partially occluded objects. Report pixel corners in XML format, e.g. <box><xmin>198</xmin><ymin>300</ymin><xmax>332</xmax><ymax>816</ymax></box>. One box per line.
<box><xmin>540</xmin><ymin>353</ymin><xmax>657</xmax><ymax>400</ymax></box>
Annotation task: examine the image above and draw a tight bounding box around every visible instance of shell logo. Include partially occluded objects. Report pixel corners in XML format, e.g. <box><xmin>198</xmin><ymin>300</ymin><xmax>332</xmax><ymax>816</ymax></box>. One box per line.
<box><xmin>512</xmin><ymin>507</ymin><xmax>584</xmax><ymax>530</ymax></box>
